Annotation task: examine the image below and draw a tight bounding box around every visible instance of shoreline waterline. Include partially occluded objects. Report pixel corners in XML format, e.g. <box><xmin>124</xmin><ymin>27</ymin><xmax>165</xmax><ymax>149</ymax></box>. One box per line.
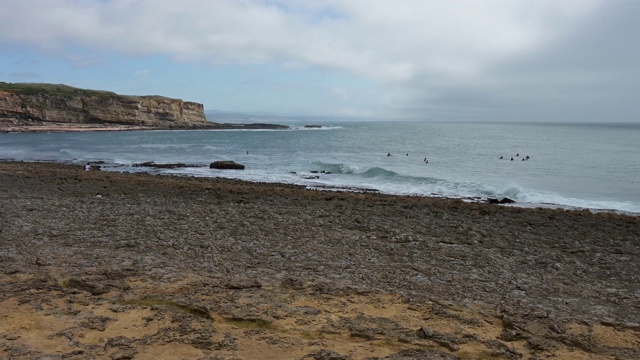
<box><xmin>1</xmin><ymin>121</ymin><xmax>638</xmax><ymax>215</ymax></box>
<box><xmin>4</xmin><ymin>159</ymin><xmax>639</xmax><ymax>218</ymax></box>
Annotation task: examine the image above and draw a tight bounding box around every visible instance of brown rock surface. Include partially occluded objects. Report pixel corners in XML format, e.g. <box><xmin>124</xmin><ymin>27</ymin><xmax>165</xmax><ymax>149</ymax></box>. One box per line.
<box><xmin>0</xmin><ymin>161</ymin><xmax>638</xmax><ymax>359</ymax></box>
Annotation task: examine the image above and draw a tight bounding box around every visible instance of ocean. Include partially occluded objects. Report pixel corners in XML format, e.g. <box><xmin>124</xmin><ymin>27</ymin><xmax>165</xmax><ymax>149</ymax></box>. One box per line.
<box><xmin>1</xmin><ymin>120</ymin><xmax>639</xmax><ymax>215</ymax></box>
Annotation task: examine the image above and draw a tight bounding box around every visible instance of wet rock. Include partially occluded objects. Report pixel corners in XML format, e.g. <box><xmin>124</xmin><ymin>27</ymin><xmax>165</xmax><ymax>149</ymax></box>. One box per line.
<box><xmin>133</xmin><ymin>162</ymin><xmax>199</xmax><ymax>169</ymax></box>
<box><xmin>210</xmin><ymin>161</ymin><xmax>245</xmax><ymax>170</ymax></box>
<box><xmin>487</xmin><ymin>197</ymin><xmax>516</xmax><ymax>204</ymax></box>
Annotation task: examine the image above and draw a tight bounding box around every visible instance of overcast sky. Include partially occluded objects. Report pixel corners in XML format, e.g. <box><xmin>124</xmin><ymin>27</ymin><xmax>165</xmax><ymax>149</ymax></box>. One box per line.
<box><xmin>1</xmin><ymin>0</ymin><xmax>638</xmax><ymax>122</ymax></box>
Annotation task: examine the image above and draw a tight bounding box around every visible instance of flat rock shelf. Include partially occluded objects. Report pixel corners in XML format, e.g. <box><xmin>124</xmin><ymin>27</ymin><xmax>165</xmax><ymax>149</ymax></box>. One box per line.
<box><xmin>0</xmin><ymin>161</ymin><xmax>638</xmax><ymax>359</ymax></box>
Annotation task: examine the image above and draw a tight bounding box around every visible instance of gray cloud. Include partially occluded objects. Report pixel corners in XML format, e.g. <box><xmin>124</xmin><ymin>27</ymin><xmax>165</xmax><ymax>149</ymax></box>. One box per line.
<box><xmin>1</xmin><ymin>0</ymin><xmax>636</xmax><ymax>121</ymax></box>
<box><xmin>401</xmin><ymin>1</ymin><xmax>640</xmax><ymax>121</ymax></box>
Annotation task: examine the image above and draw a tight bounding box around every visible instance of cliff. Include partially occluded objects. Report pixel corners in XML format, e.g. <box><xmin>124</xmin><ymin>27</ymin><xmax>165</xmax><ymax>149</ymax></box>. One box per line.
<box><xmin>0</xmin><ymin>83</ymin><xmax>208</xmax><ymax>129</ymax></box>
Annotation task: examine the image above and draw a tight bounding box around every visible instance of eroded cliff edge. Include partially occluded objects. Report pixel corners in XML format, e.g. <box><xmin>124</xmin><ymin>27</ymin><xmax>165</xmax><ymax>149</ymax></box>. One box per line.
<box><xmin>0</xmin><ymin>83</ymin><xmax>288</xmax><ymax>131</ymax></box>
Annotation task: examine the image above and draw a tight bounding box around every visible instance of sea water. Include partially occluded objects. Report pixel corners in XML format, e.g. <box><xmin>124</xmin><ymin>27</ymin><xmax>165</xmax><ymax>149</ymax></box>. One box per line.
<box><xmin>1</xmin><ymin>121</ymin><xmax>639</xmax><ymax>214</ymax></box>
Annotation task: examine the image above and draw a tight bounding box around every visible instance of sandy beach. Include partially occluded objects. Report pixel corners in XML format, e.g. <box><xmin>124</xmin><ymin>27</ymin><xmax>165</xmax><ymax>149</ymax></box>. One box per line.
<box><xmin>0</xmin><ymin>161</ymin><xmax>638</xmax><ymax>359</ymax></box>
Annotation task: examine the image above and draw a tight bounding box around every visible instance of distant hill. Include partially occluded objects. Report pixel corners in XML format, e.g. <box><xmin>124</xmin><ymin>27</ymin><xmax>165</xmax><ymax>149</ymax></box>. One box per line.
<box><xmin>0</xmin><ymin>82</ymin><xmax>288</xmax><ymax>132</ymax></box>
<box><xmin>0</xmin><ymin>82</ymin><xmax>207</xmax><ymax>129</ymax></box>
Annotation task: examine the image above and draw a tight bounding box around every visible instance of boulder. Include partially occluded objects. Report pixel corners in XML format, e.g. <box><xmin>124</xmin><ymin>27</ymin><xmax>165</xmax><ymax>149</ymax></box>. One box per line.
<box><xmin>487</xmin><ymin>197</ymin><xmax>516</xmax><ymax>204</ymax></box>
<box><xmin>133</xmin><ymin>161</ymin><xmax>198</xmax><ymax>169</ymax></box>
<box><xmin>210</xmin><ymin>161</ymin><xmax>245</xmax><ymax>170</ymax></box>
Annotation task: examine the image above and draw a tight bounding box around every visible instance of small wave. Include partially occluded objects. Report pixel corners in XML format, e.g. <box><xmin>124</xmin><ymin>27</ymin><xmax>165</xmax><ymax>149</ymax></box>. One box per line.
<box><xmin>311</xmin><ymin>162</ymin><xmax>398</xmax><ymax>178</ymax></box>
<box><xmin>360</xmin><ymin>166</ymin><xmax>399</xmax><ymax>178</ymax></box>
<box><xmin>288</xmin><ymin>125</ymin><xmax>344</xmax><ymax>131</ymax></box>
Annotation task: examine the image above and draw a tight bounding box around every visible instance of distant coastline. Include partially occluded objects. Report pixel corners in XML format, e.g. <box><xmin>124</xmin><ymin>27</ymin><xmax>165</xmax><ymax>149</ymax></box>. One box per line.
<box><xmin>0</xmin><ymin>82</ymin><xmax>289</xmax><ymax>132</ymax></box>
<box><xmin>0</xmin><ymin>120</ymin><xmax>289</xmax><ymax>133</ymax></box>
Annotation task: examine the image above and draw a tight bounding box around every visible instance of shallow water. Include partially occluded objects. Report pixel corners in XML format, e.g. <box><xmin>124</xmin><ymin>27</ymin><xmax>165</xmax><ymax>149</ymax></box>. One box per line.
<box><xmin>1</xmin><ymin>120</ymin><xmax>639</xmax><ymax>214</ymax></box>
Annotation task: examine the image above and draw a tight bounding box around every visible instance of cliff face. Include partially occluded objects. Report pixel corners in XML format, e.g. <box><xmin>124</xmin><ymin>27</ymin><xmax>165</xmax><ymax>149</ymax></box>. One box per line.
<box><xmin>0</xmin><ymin>90</ymin><xmax>207</xmax><ymax>127</ymax></box>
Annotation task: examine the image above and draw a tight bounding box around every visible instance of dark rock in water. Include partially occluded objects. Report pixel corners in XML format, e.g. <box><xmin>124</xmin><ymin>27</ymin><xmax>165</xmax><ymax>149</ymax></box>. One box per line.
<box><xmin>214</xmin><ymin>122</ymin><xmax>289</xmax><ymax>130</ymax></box>
<box><xmin>304</xmin><ymin>124</ymin><xmax>323</xmax><ymax>128</ymax></box>
<box><xmin>210</xmin><ymin>161</ymin><xmax>245</xmax><ymax>170</ymax></box>
<box><xmin>487</xmin><ymin>197</ymin><xmax>516</xmax><ymax>204</ymax></box>
<box><xmin>133</xmin><ymin>161</ymin><xmax>199</xmax><ymax>169</ymax></box>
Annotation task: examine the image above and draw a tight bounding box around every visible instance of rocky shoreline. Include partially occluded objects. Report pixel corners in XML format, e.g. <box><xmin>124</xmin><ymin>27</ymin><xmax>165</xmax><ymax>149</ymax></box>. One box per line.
<box><xmin>0</xmin><ymin>120</ymin><xmax>288</xmax><ymax>133</ymax></box>
<box><xmin>0</xmin><ymin>161</ymin><xmax>638</xmax><ymax>359</ymax></box>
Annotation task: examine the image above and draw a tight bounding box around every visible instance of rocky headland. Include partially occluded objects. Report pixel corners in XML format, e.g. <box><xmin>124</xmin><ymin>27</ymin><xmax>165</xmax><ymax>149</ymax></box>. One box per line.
<box><xmin>0</xmin><ymin>161</ymin><xmax>638</xmax><ymax>359</ymax></box>
<box><xmin>0</xmin><ymin>83</ymin><xmax>287</xmax><ymax>132</ymax></box>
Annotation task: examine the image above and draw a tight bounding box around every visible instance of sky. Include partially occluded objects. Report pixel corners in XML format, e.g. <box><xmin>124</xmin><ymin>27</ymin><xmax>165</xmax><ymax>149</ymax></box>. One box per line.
<box><xmin>0</xmin><ymin>0</ymin><xmax>639</xmax><ymax>122</ymax></box>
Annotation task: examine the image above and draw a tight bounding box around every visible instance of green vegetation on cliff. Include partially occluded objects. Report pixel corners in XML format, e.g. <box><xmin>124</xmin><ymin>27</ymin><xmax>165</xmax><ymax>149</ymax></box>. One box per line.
<box><xmin>0</xmin><ymin>82</ymin><xmax>118</xmax><ymax>98</ymax></box>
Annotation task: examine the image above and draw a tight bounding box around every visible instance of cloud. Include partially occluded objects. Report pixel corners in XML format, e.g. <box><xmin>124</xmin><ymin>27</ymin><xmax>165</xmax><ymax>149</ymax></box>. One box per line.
<box><xmin>399</xmin><ymin>1</ymin><xmax>640</xmax><ymax>121</ymax></box>
<box><xmin>0</xmin><ymin>1</ymin><xmax>600</xmax><ymax>80</ymax></box>
<box><xmin>133</xmin><ymin>69</ymin><xmax>153</xmax><ymax>78</ymax></box>
<box><xmin>3</xmin><ymin>0</ymin><xmax>637</xmax><ymax>121</ymax></box>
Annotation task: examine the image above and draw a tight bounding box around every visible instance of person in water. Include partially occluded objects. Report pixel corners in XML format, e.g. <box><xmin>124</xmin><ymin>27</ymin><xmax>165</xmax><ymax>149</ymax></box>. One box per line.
<box><xmin>499</xmin><ymin>156</ymin><xmax>503</xmax><ymax>159</ymax></box>
<box><xmin>387</xmin><ymin>153</ymin><xmax>392</xmax><ymax>156</ymax></box>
